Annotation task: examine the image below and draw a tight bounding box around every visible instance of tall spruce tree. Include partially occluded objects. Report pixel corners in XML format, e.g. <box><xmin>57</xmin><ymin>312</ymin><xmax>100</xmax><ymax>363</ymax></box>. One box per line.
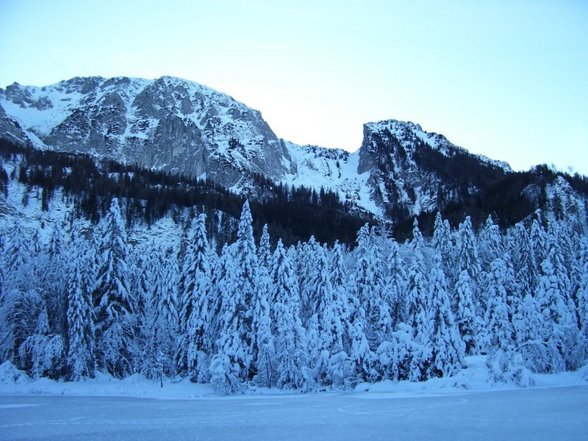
<box><xmin>210</xmin><ymin>201</ymin><xmax>258</xmax><ymax>391</ymax></box>
<box><xmin>66</xmin><ymin>226</ymin><xmax>95</xmax><ymax>380</ymax></box>
<box><xmin>271</xmin><ymin>240</ymin><xmax>309</xmax><ymax>389</ymax></box>
<box><xmin>183</xmin><ymin>214</ymin><xmax>213</xmax><ymax>381</ymax></box>
<box><xmin>428</xmin><ymin>252</ymin><xmax>465</xmax><ymax>377</ymax></box>
<box><xmin>93</xmin><ymin>198</ymin><xmax>136</xmax><ymax>378</ymax></box>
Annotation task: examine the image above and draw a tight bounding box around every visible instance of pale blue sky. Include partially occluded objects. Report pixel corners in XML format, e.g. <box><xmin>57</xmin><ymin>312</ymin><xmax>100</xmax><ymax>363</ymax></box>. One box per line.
<box><xmin>1</xmin><ymin>0</ymin><xmax>587</xmax><ymax>174</ymax></box>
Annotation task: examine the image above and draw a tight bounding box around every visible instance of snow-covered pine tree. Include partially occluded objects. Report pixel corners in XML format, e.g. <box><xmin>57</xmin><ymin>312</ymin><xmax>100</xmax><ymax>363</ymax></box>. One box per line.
<box><xmin>93</xmin><ymin>198</ymin><xmax>136</xmax><ymax>378</ymax></box>
<box><xmin>252</xmin><ymin>260</ymin><xmax>274</xmax><ymax>387</ymax></box>
<box><xmin>375</xmin><ymin>323</ymin><xmax>414</xmax><ymax>381</ymax></box>
<box><xmin>207</xmin><ymin>244</ymin><xmax>230</xmax><ymax>356</ymax></box>
<box><xmin>65</xmin><ymin>225</ymin><xmax>95</xmax><ymax>380</ymax></box>
<box><xmin>428</xmin><ymin>252</ymin><xmax>465</xmax><ymax>378</ymax></box>
<box><xmin>432</xmin><ymin>212</ymin><xmax>454</xmax><ymax>279</ymax></box>
<box><xmin>512</xmin><ymin>293</ymin><xmax>549</xmax><ymax>372</ymax></box>
<box><xmin>270</xmin><ymin>239</ymin><xmax>309</xmax><ymax>389</ymax></box>
<box><xmin>258</xmin><ymin>224</ymin><xmax>272</xmax><ymax>271</ymax></box>
<box><xmin>0</xmin><ymin>220</ymin><xmax>33</xmax><ymax>365</ymax></box>
<box><xmin>181</xmin><ymin>214</ymin><xmax>213</xmax><ymax>382</ymax></box>
<box><xmin>536</xmin><ymin>240</ymin><xmax>579</xmax><ymax>371</ymax></box>
<box><xmin>177</xmin><ymin>215</ymin><xmax>204</xmax><ymax>373</ymax></box>
<box><xmin>454</xmin><ymin>270</ymin><xmax>480</xmax><ymax>355</ymax></box>
<box><xmin>481</xmin><ymin>258</ymin><xmax>514</xmax><ymax>353</ymax></box>
<box><xmin>478</xmin><ymin>215</ymin><xmax>503</xmax><ymax>271</ymax></box>
<box><xmin>138</xmin><ymin>249</ymin><xmax>159</xmax><ymax>379</ymax></box>
<box><xmin>298</xmin><ymin>235</ymin><xmax>321</xmax><ymax>325</ymax></box>
<box><xmin>406</xmin><ymin>219</ymin><xmax>433</xmax><ymax>381</ymax></box>
<box><xmin>326</xmin><ymin>241</ymin><xmax>354</xmax><ymax>386</ymax></box>
<box><xmin>455</xmin><ymin>217</ymin><xmax>481</xmax><ymax>278</ymax></box>
<box><xmin>210</xmin><ymin>201</ymin><xmax>258</xmax><ymax>391</ymax></box>
<box><xmin>530</xmin><ymin>214</ymin><xmax>547</xmax><ymax>274</ymax></box>
<box><xmin>309</xmin><ymin>245</ymin><xmax>351</xmax><ymax>385</ymax></box>
<box><xmin>158</xmin><ymin>247</ymin><xmax>180</xmax><ymax>374</ymax></box>
<box><xmin>544</xmin><ymin>221</ymin><xmax>573</xmax><ymax>301</ymax></box>
<box><xmin>384</xmin><ymin>240</ymin><xmax>406</xmax><ymax>330</ymax></box>
<box><xmin>576</xmin><ymin>239</ymin><xmax>588</xmax><ymax>360</ymax></box>
<box><xmin>507</xmin><ymin>223</ymin><xmax>537</xmax><ymax>301</ymax></box>
<box><xmin>405</xmin><ymin>219</ymin><xmax>429</xmax><ymax>329</ymax></box>
<box><xmin>252</xmin><ymin>222</ymin><xmax>275</xmax><ymax>388</ymax></box>
<box><xmin>3</xmin><ymin>220</ymin><xmax>31</xmax><ymax>292</ymax></box>
<box><xmin>44</xmin><ymin>223</ymin><xmax>67</xmax><ymax>337</ymax></box>
<box><xmin>0</xmin><ymin>232</ymin><xmax>9</xmax><ymax>363</ymax></box>
<box><xmin>17</xmin><ymin>295</ymin><xmax>65</xmax><ymax>378</ymax></box>
<box><xmin>353</xmin><ymin>224</ymin><xmax>390</xmax><ymax>349</ymax></box>
<box><xmin>141</xmin><ymin>246</ymin><xmax>179</xmax><ymax>381</ymax></box>
<box><xmin>454</xmin><ymin>216</ymin><xmax>482</xmax><ymax>314</ymax></box>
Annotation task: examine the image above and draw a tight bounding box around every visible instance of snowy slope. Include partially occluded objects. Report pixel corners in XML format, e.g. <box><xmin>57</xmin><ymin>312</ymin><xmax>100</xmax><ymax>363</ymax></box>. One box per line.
<box><xmin>282</xmin><ymin>142</ymin><xmax>383</xmax><ymax>217</ymax></box>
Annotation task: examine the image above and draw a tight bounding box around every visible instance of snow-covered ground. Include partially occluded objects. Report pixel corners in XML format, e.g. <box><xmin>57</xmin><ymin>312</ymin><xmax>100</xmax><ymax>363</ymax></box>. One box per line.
<box><xmin>1</xmin><ymin>385</ymin><xmax>587</xmax><ymax>440</ymax></box>
<box><xmin>1</xmin><ymin>357</ymin><xmax>587</xmax><ymax>440</ymax></box>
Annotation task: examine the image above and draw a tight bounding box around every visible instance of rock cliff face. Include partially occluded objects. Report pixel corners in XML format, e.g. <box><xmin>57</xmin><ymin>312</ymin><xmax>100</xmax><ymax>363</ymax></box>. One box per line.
<box><xmin>355</xmin><ymin>120</ymin><xmax>510</xmax><ymax>218</ymax></box>
<box><xmin>0</xmin><ymin>76</ymin><xmax>293</xmax><ymax>188</ymax></box>
<box><xmin>0</xmin><ymin>75</ymin><xmax>515</xmax><ymax>220</ymax></box>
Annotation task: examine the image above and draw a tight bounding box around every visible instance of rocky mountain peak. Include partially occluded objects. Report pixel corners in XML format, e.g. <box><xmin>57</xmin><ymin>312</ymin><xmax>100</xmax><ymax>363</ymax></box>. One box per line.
<box><xmin>0</xmin><ymin>76</ymin><xmax>293</xmax><ymax>188</ymax></box>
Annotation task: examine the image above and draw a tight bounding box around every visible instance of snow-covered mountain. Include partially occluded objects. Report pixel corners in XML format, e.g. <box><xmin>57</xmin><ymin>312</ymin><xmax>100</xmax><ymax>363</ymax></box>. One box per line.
<box><xmin>0</xmin><ymin>75</ymin><xmax>534</xmax><ymax>220</ymax></box>
<box><xmin>0</xmin><ymin>76</ymin><xmax>292</xmax><ymax>190</ymax></box>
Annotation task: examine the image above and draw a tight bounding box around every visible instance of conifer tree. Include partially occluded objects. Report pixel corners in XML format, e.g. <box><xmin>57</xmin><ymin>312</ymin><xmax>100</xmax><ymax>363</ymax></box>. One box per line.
<box><xmin>210</xmin><ymin>201</ymin><xmax>258</xmax><ymax>391</ymax></box>
<box><xmin>384</xmin><ymin>241</ymin><xmax>406</xmax><ymax>329</ymax></box>
<box><xmin>252</xmin><ymin>226</ymin><xmax>275</xmax><ymax>387</ymax></box>
<box><xmin>482</xmin><ymin>258</ymin><xmax>514</xmax><ymax>352</ymax></box>
<box><xmin>508</xmin><ymin>223</ymin><xmax>536</xmax><ymax>300</ymax></box>
<box><xmin>182</xmin><ymin>214</ymin><xmax>213</xmax><ymax>381</ymax></box>
<box><xmin>271</xmin><ymin>240</ymin><xmax>309</xmax><ymax>389</ymax></box>
<box><xmin>3</xmin><ymin>220</ymin><xmax>31</xmax><ymax>291</ymax></box>
<box><xmin>309</xmin><ymin>246</ymin><xmax>350</xmax><ymax>384</ymax></box>
<box><xmin>66</xmin><ymin>227</ymin><xmax>95</xmax><ymax>380</ymax></box>
<box><xmin>454</xmin><ymin>270</ymin><xmax>480</xmax><ymax>355</ymax></box>
<box><xmin>536</xmin><ymin>247</ymin><xmax>579</xmax><ymax>371</ymax></box>
<box><xmin>326</xmin><ymin>241</ymin><xmax>354</xmax><ymax>386</ymax></box>
<box><xmin>252</xmin><ymin>266</ymin><xmax>274</xmax><ymax>387</ymax></box>
<box><xmin>93</xmin><ymin>198</ymin><xmax>136</xmax><ymax>377</ymax></box>
<box><xmin>45</xmin><ymin>223</ymin><xmax>67</xmax><ymax>336</ymax></box>
<box><xmin>405</xmin><ymin>219</ymin><xmax>429</xmax><ymax>330</ymax></box>
<box><xmin>354</xmin><ymin>224</ymin><xmax>390</xmax><ymax>348</ymax></box>
<box><xmin>432</xmin><ymin>212</ymin><xmax>454</xmax><ymax>278</ymax></box>
<box><xmin>530</xmin><ymin>215</ymin><xmax>547</xmax><ymax>273</ymax></box>
<box><xmin>258</xmin><ymin>224</ymin><xmax>272</xmax><ymax>271</ymax></box>
<box><xmin>142</xmin><ymin>246</ymin><xmax>179</xmax><ymax>381</ymax></box>
<box><xmin>512</xmin><ymin>293</ymin><xmax>548</xmax><ymax>372</ymax></box>
<box><xmin>479</xmin><ymin>215</ymin><xmax>503</xmax><ymax>271</ymax></box>
<box><xmin>298</xmin><ymin>236</ymin><xmax>321</xmax><ymax>324</ymax></box>
<box><xmin>577</xmin><ymin>239</ymin><xmax>588</xmax><ymax>360</ymax></box>
<box><xmin>428</xmin><ymin>252</ymin><xmax>465</xmax><ymax>377</ymax></box>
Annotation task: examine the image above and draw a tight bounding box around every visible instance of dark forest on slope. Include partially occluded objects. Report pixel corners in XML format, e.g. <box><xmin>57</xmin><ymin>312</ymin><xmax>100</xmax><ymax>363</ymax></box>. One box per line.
<box><xmin>2</xmin><ymin>137</ymin><xmax>587</xmax><ymax>246</ymax></box>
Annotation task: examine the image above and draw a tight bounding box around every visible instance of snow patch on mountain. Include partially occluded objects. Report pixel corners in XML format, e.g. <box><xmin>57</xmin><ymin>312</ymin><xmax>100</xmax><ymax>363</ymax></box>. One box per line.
<box><xmin>282</xmin><ymin>142</ymin><xmax>383</xmax><ymax>217</ymax></box>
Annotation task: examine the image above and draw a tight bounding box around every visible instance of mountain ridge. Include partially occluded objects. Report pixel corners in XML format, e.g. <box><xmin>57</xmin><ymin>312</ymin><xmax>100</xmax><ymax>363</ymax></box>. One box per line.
<box><xmin>0</xmin><ymin>75</ymin><xmax>584</xmax><ymax>224</ymax></box>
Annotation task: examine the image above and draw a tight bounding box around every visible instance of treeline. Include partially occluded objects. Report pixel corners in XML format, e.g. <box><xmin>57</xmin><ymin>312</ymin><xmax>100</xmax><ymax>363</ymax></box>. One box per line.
<box><xmin>0</xmin><ymin>138</ymin><xmax>371</xmax><ymax>246</ymax></box>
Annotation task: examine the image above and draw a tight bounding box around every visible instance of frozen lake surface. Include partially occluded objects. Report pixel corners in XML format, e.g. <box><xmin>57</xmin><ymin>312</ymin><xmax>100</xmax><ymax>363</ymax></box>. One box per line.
<box><xmin>1</xmin><ymin>386</ymin><xmax>587</xmax><ymax>441</ymax></box>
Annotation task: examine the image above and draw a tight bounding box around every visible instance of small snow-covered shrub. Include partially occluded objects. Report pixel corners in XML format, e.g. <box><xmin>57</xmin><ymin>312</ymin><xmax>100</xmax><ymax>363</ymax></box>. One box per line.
<box><xmin>0</xmin><ymin>361</ymin><xmax>31</xmax><ymax>384</ymax></box>
<box><xmin>328</xmin><ymin>351</ymin><xmax>353</xmax><ymax>387</ymax></box>
<box><xmin>487</xmin><ymin>349</ymin><xmax>535</xmax><ymax>387</ymax></box>
<box><xmin>375</xmin><ymin>324</ymin><xmax>413</xmax><ymax>381</ymax></box>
